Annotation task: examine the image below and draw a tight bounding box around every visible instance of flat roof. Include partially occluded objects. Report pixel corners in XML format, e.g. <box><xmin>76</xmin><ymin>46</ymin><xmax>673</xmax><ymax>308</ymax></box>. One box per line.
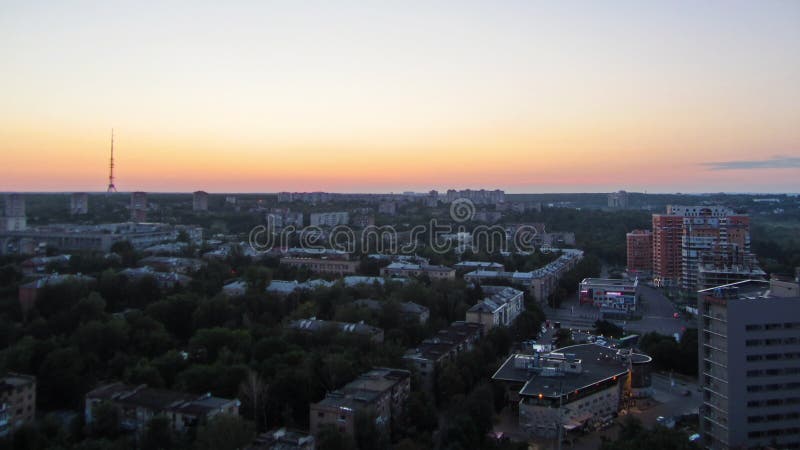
<box><xmin>492</xmin><ymin>344</ymin><xmax>649</xmax><ymax>397</ymax></box>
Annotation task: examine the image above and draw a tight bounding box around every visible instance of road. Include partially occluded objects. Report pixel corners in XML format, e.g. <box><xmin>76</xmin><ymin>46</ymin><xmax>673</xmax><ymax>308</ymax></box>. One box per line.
<box><xmin>542</xmin><ymin>282</ymin><xmax>693</xmax><ymax>337</ymax></box>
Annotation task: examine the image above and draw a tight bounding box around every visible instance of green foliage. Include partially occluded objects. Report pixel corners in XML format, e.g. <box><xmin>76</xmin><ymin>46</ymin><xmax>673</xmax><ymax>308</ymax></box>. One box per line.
<box><xmin>600</xmin><ymin>416</ymin><xmax>699</xmax><ymax>450</ymax></box>
<box><xmin>594</xmin><ymin>320</ymin><xmax>624</xmax><ymax>338</ymax></box>
<box><xmin>639</xmin><ymin>329</ymin><xmax>698</xmax><ymax>376</ymax></box>
<box><xmin>193</xmin><ymin>414</ymin><xmax>255</xmax><ymax>450</ymax></box>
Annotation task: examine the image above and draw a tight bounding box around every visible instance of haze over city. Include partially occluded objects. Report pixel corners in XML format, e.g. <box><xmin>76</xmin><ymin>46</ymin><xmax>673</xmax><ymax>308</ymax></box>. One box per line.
<box><xmin>1</xmin><ymin>0</ymin><xmax>799</xmax><ymax>193</ymax></box>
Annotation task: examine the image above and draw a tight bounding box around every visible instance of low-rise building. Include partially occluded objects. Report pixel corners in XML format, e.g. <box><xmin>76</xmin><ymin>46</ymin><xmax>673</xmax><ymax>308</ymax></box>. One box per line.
<box><xmin>85</xmin><ymin>383</ymin><xmax>239</xmax><ymax>434</ymax></box>
<box><xmin>266</xmin><ymin>279</ymin><xmax>334</xmax><ymax>296</ymax></box>
<box><xmin>466</xmin><ymin>286</ymin><xmax>524</xmax><ymax>332</ymax></box>
<box><xmin>249</xmin><ymin>428</ymin><xmax>315</xmax><ymax>450</ymax></box>
<box><xmin>120</xmin><ymin>266</ymin><xmax>192</xmax><ymax>289</ymax></box>
<box><xmin>287</xmin><ymin>319</ymin><xmax>384</xmax><ymax>343</ymax></box>
<box><xmin>403</xmin><ymin>321</ymin><xmax>484</xmax><ymax>390</ymax></box>
<box><xmin>380</xmin><ymin>262</ymin><xmax>455</xmax><ymax>280</ymax></box>
<box><xmin>492</xmin><ymin>344</ymin><xmax>652</xmax><ymax>438</ymax></box>
<box><xmin>20</xmin><ymin>254</ymin><xmax>71</xmax><ymax>275</ymax></box>
<box><xmin>465</xmin><ymin>250</ymin><xmax>583</xmax><ymax>302</ymax></box>
<box><xmin>0</xmin><ymin>374</ymin><xmax>36</xmax><ymax>437</ymax></box>
<box><xmin>310</xmin><ymin>368</ymin><xmax>410</xmax><ymax>438</ymax></box>
<box><xmin>0</xmin><ymin>222</ymin><xmax>203</xmax><ymax>255</ymax></box>
<box><xmin>280</xmin><ymin>257</ymin><xmax>359</xmax><ymax>275</ymax></box>
<box><xmin>222</xmin><ymin>280</ymin><xmax>248</xmax><ymax>297</ymax></box>
<box><xmin>18</xmin><ymin>273</ymin><xmax>95</xmax><ymax>316</ymax></box>
<box><xmin>454</xmin><ymin>261</ymin><xmax>505</xmax><ymax>272</ymax></box>
<box><xmin>309</xmin><ymin>212</ymin><xmax>349</xmax><ymax>227</ymax></box>
<box><xmin>352</xmin><ymin>299</ymin><xmax>430</xmax><ymax>324</ymax></box>
<box><xmin>138</xmin><ymin>256</ymin><xmax>205</xmax><ymax>274</ymax></box>
<box><xmin>579</xmin><ymin>278</ymin><xmax>639</xmax><ymax>316</ymax></box>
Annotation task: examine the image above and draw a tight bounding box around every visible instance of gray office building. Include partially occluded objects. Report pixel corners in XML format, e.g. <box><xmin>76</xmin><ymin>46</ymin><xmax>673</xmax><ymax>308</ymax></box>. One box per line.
<box><xmin>698</xmin><ymin>278</ymin><xmax>800</xmax><ymax>449</ymax></box>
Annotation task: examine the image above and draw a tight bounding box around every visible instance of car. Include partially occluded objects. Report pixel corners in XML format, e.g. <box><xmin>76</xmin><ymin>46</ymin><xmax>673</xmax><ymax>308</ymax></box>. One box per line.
<box><xmin>682</xmin><ymin>389</ymin><xmax>691</xmax><ymax>396</ymax></box>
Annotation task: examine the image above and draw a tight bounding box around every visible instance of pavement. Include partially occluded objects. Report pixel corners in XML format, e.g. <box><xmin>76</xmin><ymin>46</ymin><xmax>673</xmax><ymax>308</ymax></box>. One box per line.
<box><xmin>542</xmin><ymin>282</ymin><xmax>693</xmax><ymax>338</ymax></box>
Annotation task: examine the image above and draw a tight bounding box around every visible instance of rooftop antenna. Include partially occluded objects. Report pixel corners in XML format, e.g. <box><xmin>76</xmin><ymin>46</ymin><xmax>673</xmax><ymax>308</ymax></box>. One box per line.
<box><xmin>106</xmin><ymin>129</ymin><xmax>117</xmax><ymax>193</ymax></box>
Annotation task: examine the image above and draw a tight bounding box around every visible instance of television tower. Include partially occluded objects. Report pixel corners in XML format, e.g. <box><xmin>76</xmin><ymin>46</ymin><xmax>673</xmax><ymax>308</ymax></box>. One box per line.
<box><xmin>106</xmin><ymin>129</ymin><xmax>117</xmax><ymax>193</ymax></box>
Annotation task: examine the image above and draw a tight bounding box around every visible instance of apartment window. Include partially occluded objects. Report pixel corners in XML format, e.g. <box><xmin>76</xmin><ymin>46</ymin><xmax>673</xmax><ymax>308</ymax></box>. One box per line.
<box><xmin>746</xmin><ymin>324</ymin><xmax>764</xmax><ymax>331</ymax></box>
<box><xmin>746</xmin><ymin>339</ymin><xmax>762</xmax><ymax>347</ymax></box>
<box><xmin>747</xmin><ymin>354</ymin><xmax>763</xmax><ymax>361</ymax></box>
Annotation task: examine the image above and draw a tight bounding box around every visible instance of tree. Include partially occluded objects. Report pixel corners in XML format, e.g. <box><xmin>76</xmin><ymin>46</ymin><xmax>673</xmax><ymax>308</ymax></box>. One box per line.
<box><xmin>316</xmin><ymin>425</ymin><xmax>356</xmax><ymax>450</ymax></box>
<box><xmin>239</xmin><ymin>370</ymin><xmax>268</xmax><ymax>430</ymax></box>
<box><xmin>88</xmin><ymin>401</ymin><xmax>121</xmax><ymax>439</ymax></box>
<box><xmin>141</xmin><ymin>416</ymin><xmax>175</xmax><ymax>450</ymax></box>
<box><xmin>194</xmin><ymin>414</ymin><xmax>255</xmax><ymax>450</ymax></box>
<box><xmin>594</xmin><ymin>320</ymin><xmax>624</xmax><ymax>338</ymax></box>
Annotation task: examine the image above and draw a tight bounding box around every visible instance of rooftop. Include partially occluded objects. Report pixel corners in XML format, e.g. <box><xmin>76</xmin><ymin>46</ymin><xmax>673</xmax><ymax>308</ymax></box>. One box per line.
<box><xmin>492</xmin><ymin>344</ymin><xmax>650</xmax><ymax>398</ymax></box>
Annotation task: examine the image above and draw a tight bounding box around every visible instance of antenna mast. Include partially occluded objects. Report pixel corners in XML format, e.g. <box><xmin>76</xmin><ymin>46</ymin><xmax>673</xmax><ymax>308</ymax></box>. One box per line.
<box><xmin>106</xmin><ymin>129</ymin><xmax>117</xmax><ymax>192</ymax></box>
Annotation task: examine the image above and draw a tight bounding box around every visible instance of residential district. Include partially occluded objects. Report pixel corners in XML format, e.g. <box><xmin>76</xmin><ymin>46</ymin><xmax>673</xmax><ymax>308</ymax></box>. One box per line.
<box><xmin>0</xmin><ymin>190</ymin><xmax>799</xmax><ymax>450</ymax></box>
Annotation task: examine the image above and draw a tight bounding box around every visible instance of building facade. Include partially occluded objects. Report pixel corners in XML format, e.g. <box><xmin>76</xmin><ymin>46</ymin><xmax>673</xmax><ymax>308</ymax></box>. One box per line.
<box><xmin>309</xmin><ymin>368</ymin><xmax>410</xmax><ymax>438</ymax></box>
<box><xmin>130</xmin><ymin>192</ymin><xmax>148</xmax><ymax>222</ymax></box>
<box><xmin>193</xmin><ymin>191</ymin><xmax>209</xmax><ymax>211</ymax></box>
<box><xmin>403</xmin><ymin>321</ymin><xmax>484</xmax><ymax>390</ymax></box>
<box><xmin>626</xmin><ymin>230</ymin><xmax>652</xmax><ymax>276</ymax></box>
<box><xmin>466</xmin><ymin>286</ymin><xmax>524</xmax><ymax>332</ymax></box>
<box><xmin>85</xmin><ymin>383</ymin><xmax>240</xmax><ymax>435</ymax></box>
<box><xmin>279</xmin><ymin>256</ymin><xmax>359</xmax><ymax>275</ymax></box>
<box><xmin>697</xmin><ymin>278</ymin><xmax>800</xmax><ymax>450</ymax></box>
<box><xmin>380</xmin><ymin>262</ymin><xmax>455</xmax><ymax>280</ymax></box>
<box><xmin>1</xmin><ymin>194</ymin><xmax>27</xmax><ymax>232</ymax></box>
<box><xmin>579</xmin><ymin>278</ymin><xmax>639</xmax><ymax>315</ymax></box>
<box><xmin>309</xmin><ymin>212</ymin><xmax>349</xmax><ymax>227</ymax></box>
<box><xmin>0</xmin><ymin>374</ymin><xmax>36</xmax><ymax>437</ymax></box>
<box><xmin>493</xmin><ymin>345</ymin><xmax>652</xmax><ymax>438</ymax></box>
<box><xmin>70</xmin><ymin>192</ymin><xmax>89</xmax><ymax>215</ymax></box>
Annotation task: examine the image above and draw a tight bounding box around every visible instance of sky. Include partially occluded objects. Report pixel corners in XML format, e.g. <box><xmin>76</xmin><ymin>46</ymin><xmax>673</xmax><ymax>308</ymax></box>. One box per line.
<box><xmin>1</xmin><ymin>0</ymin><xmax>799</xmax><ymax>193</ymax></box>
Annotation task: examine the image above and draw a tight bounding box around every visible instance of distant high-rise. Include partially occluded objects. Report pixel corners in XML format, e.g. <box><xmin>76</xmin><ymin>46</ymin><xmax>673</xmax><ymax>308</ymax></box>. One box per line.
<box><xmin>626</xmin><ymin>229</ymin><xmax>652</xmax><ymax>275</ymax></box>
<box><xmin>608</xmin><ymin>190</ymin><xmax>629</xmax><ymax>208</ymax></box>
<box><xmin>1</xmin><ymin>194</ymin><xmax>27</xmax><ymax>231</ymax></box>
<box><xmin>698</xmin><ymin>278</ymin><xmax>800</xmax><ymax>450</ymax></box>
<box><xmin>652</xmin><ymin>213</ymin><xmax>684</xmax><ymax>287</ymax></box>
<box><xmin>192</xmin><ymin>191</ymin><xmax>208</xmax><ymax>212</ymax></box>
<box><xmin>130</xmin><ymin>192</ymin><xmax>147</xmax><ymax>222</ymax></box>
<box><xmin>651</xmin><ymin>205</ymin><xmax>756</xmax><ymax>291</ymax></box>
<box><xmin>70</xmin><ymin>193</ymin><xmax>89</xmax><ymax>215</ymax></box>
<box><xmin>445</xmin><ymin>189</ymin><xmax>505</xmax><ymax>204</ymax></box>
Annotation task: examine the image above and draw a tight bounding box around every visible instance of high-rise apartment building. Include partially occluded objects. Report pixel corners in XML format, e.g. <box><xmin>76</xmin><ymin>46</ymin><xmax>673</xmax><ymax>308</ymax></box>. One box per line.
<box><xmin>626</xmin><ymin>229</ymin><xmax>652</xmax><ymax>275</ymax></box>
<box><xmin>697</xmin><ymin>278</ymin><xmax>800</xmax><ymax>450</ymax></box>
<box><xmin>608</xmin><ymin>190</ymin><xmax>629</xmax><ymax>208</ymax></box>
<box><xmin>652</xmin><ymin>206</ymin><xmax>757</xmax><ymax>292</ymax></box>
<box><xmin>130</xmin><ymin>191</ymin><xmax>147</xmax><ymax>222</ymax></box>
<box><xmin>652</xmin><ymin>214</ymin><xmax>683</xmax><ymax>287</ymax></box>
<box><xmin>70</xmin><ymin>192</ymin><xmax>89</xmax><ymax>215</ymax></box>
<box><xmin>192</xmin><ymin>191</ymin><xmax>208</xmax><ymax>212</ymax></box>
<box><xmin>1</xmin><ymin>194</ymin><xmax>27</xmax><ymax>232</ymax></box>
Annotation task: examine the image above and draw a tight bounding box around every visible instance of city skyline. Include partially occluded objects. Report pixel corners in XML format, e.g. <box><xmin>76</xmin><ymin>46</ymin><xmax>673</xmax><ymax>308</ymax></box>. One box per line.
<box><xmin>1</xmin><ymin>1</ymin><xmax>799</xmax><ymax>193</ymax></box>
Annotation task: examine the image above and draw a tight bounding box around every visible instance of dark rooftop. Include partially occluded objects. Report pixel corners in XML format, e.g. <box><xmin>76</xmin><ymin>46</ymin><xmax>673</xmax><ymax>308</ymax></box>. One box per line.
<box><xmin>492</xmin><ymin>344</ymin><xmax>650</xmax><ymax>397</ymax></box>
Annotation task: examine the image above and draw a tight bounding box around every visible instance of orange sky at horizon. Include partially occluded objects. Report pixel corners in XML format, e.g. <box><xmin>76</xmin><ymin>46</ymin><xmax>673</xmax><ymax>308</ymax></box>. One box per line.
<box><xmin>1</xmin><ymin>1</ymin><xmax>799</xmax><ymax>193</ymax></box>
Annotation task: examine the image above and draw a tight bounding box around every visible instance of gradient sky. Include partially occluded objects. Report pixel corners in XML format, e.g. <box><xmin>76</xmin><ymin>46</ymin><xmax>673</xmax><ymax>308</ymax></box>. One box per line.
<box><xmin>1</xmin><ymin>1</ymin><xmax>799</xmax><ymax>193</ymax></box>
